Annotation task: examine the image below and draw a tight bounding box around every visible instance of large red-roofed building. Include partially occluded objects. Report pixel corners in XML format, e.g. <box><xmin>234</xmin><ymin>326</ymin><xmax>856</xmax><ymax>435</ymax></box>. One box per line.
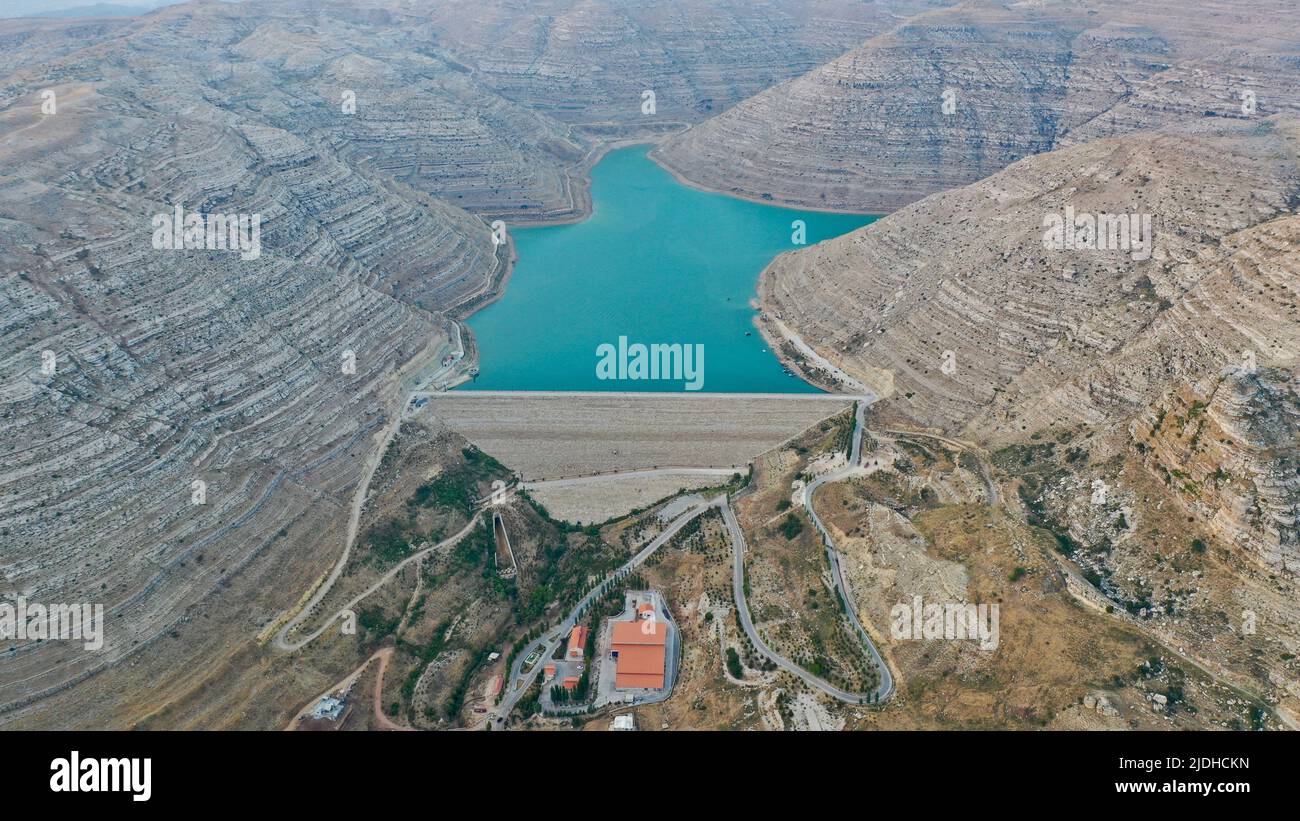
<box><xmin>611</xmin><ymin>619</ymin><xmax>667</xmax><ymax>690</ymax></box>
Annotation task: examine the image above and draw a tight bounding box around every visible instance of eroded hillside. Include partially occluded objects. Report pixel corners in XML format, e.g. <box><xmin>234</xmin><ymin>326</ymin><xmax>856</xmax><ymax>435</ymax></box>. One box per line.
<box><xmin>752</xmin><ymin>120</ymin><xmax>1300</xmax><ymax>721</ymax></box>
<box><xmin>0</xmin><ymin>0</ymin><xmax>929</xmax><ymax>727</ymax></box>
<box><xmin>3</xmin><ymin>0</ymin><xmax>1295</xmax><ymax>731</ymax></box>
<box><xmin>655</xmin><ymin>0</ymin><xmax>1300</xmax><ymax>212</ymax></box>
<box><xmin>0</xmin><ymin>3</ymin><xmax>502</xmax><ymax>718</ymax></box>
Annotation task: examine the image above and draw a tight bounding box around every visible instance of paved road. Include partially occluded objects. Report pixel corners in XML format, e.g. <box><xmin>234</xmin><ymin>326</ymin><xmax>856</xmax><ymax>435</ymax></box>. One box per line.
<box><xmin>723</xmin><ymin>498</ymin><xmax>889</xmax><ymax>705</ymax></box>
<box><xmin>849</xmin><ymin>399</ymin><xmax>869</xmax><ymax>466</ymax></box>
<box><xmin>522</xmin><ymin>466</ymin><xmax>739</xmax><ymax>489</ymax></box>
<box><xmin>414</xmin><ymin>389</ymin><xmax>865</xmax><ymax>402</ymax></box>
<box><xmin>802</xmin><ymin>400</ymin><xmax>894</xmax><ymax>702</ymax></box>
<box><xmin>490</xmin><ymin>496</ymin><xmax>716</xmax><ymax>727</ymax></box>
<box><xmin>726</xmin><ymin>398</ymin><xmax>893</xmax><ymax>705</ymax></box>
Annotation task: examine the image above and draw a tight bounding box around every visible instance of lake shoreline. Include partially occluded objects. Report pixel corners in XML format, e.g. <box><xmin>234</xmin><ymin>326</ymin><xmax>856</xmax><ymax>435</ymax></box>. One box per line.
<box><xmin>447</xmin><ymin>136</ymin><xmax>668</xmax><ymax>343</ymax></box>
<box><xmin>647</xmin><ymin>140</ymin><xmax>886</xmax><ymax>218</ymax></box>
<box><xmin>454</xmin><ymin>145</ymin><xmax>877</xmax><ymax>395</ymax></box>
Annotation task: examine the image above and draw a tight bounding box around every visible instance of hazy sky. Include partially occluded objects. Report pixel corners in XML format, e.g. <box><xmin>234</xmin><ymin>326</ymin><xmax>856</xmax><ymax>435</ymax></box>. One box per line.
<box><xmin>0</xmin><ymin>0</ymin><xmax>197</xmax><ymax>18</ymax></box>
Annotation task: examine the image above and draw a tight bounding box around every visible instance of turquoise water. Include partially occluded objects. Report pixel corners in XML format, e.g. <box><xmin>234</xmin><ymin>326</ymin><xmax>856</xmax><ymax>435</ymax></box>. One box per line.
<box><xmin>461</xmin><ymin>145</ymin><xmax>878</xmax><ymax>393</ymax></box>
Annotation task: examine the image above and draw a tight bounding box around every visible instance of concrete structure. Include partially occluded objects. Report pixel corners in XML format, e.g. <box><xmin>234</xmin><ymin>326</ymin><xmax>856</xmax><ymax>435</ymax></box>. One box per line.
<box><xmin>493</xmin><ymin>509</ymin><xmax>703</xmax><ymax>727</ymax></box>
<box><xmin>310</xmin><ymin>696</ymin><xmax>346</xmax><ymax>721</ymax></box>
<box><xmin>543</xmin><ymin>663</ymin><xmax>557</xmax><ymax>682</ymax></box>
<box><xmin>611</xmin><ymin>714</ymin><xmax>636</xmax><ymax>731</ymax></box>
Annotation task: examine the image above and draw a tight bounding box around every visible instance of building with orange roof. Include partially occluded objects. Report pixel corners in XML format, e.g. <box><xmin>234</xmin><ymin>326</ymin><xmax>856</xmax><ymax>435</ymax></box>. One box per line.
<box><xmin>567</xmin><ymin>625</ymin><xmax>588</xmax><ymax>659</ymax></box>
<box><xmin>562</xmin><ymin>676</ymin><xmax>581</xmax><ymax>691</ymax></box>
<box><xmin>542</xmin><ymin>664</ymin><xmax>556</xmax><ymax>682</ymax></box>
<box><xmin>611</xmin><ymin>619</ymin><xmax>667</xmax><ymax>689</ymax></box>
<box><xmin>636</xmin><ymin>602</ymin><xmax>655</xmax><ymax>620</ymax></box>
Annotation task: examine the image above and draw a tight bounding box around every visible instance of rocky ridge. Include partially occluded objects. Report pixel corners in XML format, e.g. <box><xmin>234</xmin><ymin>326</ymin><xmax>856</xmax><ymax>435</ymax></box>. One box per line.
<box><xmin>655</xmin><ymin>0</ymin><xmax>1300</xmax><ymax>212</ymax></box>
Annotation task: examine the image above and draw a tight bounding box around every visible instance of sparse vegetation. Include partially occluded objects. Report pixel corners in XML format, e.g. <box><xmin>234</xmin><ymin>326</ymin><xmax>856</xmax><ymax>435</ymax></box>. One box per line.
<box><xmin>779</xmin><ymin>513</ymin><xmax>804</xmax><ymax>540</ymax></box>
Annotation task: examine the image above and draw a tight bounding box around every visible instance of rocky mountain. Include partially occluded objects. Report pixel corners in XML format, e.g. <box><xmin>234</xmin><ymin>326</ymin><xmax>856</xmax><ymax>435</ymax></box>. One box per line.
<box><xmin>0</xmin><ymin>0</ymin><xmax>933</xmax><ymax>724</ymax></box>
<box><xmin>0</xmin><ymin>2</ymin><xmax>504</xmax><ymax>714</ymax></box>
<box><xmin>757</xmin><ymin>116</ymin><xmax>1298</xmax><ymax>539</ymax></box>
<box><xmin>655</xmin><ymin>0</ymin><xmax>1300</xmax><ymax>212</ymax></box>
<box><xmin>3</xmin><ymin>0</ymin><xmax>1295</xmax><ymax>729</ymax></box>
<box><xmin>409</xmin><ymin>0</ymin><xmax>941</xmax><ymax>129</ymax></box>
<box><xmin>753</xmin><ymin>117</ymin><xmax>1300</xmax><ymax>718</ymax></box>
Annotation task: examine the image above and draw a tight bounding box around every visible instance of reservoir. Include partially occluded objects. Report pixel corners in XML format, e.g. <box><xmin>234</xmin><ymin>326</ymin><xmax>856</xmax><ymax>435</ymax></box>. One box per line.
<box><xmin>461</xmin><ymin>145</ymin><xmax>878</xmax><ymax>393</ymax></box>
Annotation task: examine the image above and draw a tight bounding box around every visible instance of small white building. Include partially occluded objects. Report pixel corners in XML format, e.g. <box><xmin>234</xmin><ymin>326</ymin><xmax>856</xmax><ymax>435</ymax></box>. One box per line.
<box><xmin>610</xmin><ymin>714</ymin><xmax>636</xmax><ymax>731</ymax></box>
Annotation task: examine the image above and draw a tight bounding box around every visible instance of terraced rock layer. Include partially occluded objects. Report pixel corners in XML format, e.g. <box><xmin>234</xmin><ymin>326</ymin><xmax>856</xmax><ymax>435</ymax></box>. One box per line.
<box><xmin>757</xmin><ymin>119</ymin><xmax>1300</xmax><ymax>576</ymax></box>
<box><xmin>656</xmin><ymin>0</ymin><xmax>1300</xmax><ymax>212</ymax></box>
<box><xmin>0</xmin><ymin>0</ymin><xmax>928</xmax><ymax>723</ymax></box>
<box><xmin>0</xmin><ymin>4</ymin><xmax>498</xmax><ymax>714</ymax></box>
<box><xmin>409</xmin><ymin>0</ymin><xmax>940</xmax><ymax>133</ymax></box>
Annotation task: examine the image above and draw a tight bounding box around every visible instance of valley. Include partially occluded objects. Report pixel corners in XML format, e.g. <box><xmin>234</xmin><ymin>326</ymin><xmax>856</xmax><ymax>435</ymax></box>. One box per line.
<box><xmin>0</xmin><ymin>0</ymin><xmax>1295</xmax><ymax>734</ymax></box>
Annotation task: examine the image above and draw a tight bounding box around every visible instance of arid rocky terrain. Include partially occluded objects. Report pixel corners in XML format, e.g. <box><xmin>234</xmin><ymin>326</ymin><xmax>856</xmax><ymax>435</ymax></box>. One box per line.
<box><xmin>1</xmin><ymin>0</ymin><xmax>1296</xmax><ymax>731</ymax></box>
<box><xmin>0</xmin><ymin>0</ymin><xmax>925</xmax><ymax>727</ymax></box>
<box><xmin>589</xmin><ymin>417</ymin><xmax>1280</xmax><ymax>731</ymax></box>
<box><xmin>655</xmin><ymin>0</ymin><xmax>1300</xmax><ymax>212</ymax></box>
<box><xmin>751</xmin><ymin>122</ymin><xmax>1300</xmax><ymax>715</ymax></box>
<box><xmin>727</xmin><ymin>2</ymin><xmax>1300</xmax><ymax>726</ymax></box>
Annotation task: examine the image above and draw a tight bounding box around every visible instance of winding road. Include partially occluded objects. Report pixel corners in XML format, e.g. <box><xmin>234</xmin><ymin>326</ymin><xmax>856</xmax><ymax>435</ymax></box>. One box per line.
<box><xmin>723</xmin><ymin>500</ymin><xmax>884</xmax><ymax>703</ymax></box>
<box><xmin>276</xmin><ymin>516</ymin><xmax>485</xmax><ymax>652</ymax></box>
<box><xmin>494</xmin><ymin>397</ymin><xmax>895</xmax><ymax>724</ymax></box>
<box><xmin>270</xmin><ymin>305</ymin><xmax>895</xmax><ymax>717</ymax></box>
<box><xmin>271</xmin><ymin>331</ymin><xmax>471</xmax><ymax>653</ymax></box>
<box><xmin>725</xmin><ymin>399</ymin><xmax>894</xmax><ymax>705</ymax></box>
<box><xmin>490</xmin><ymin>495</ymin><xmax>717</xmax><ymax>726</ymax></box>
